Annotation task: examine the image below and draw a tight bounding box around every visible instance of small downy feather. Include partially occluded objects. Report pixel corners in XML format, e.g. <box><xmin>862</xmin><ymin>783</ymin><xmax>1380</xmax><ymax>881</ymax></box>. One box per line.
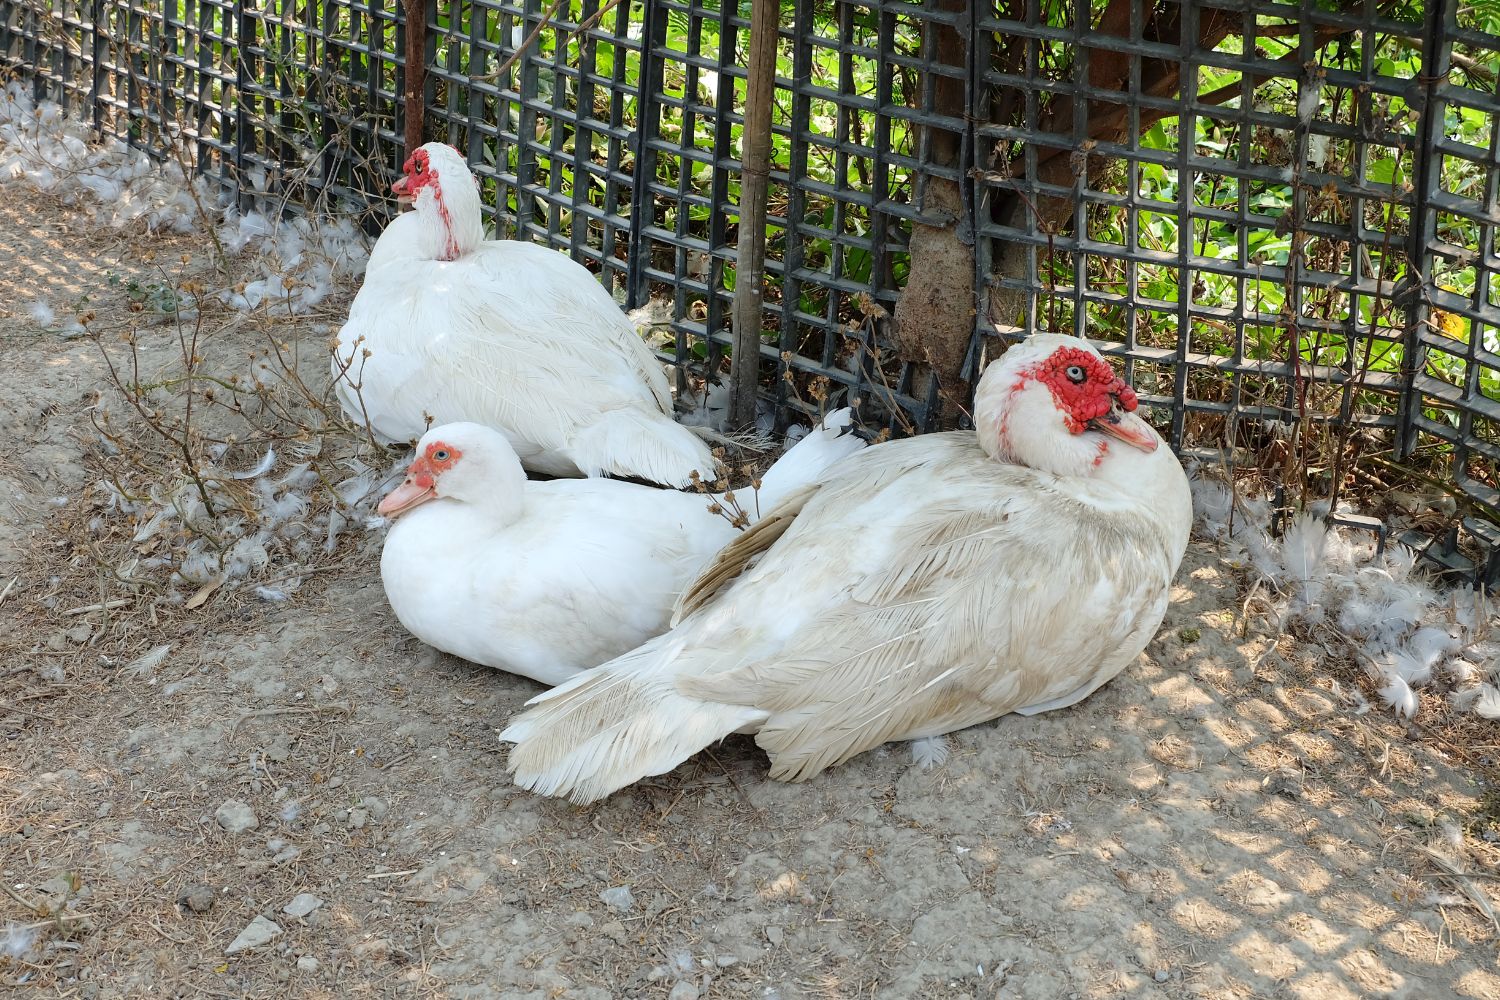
<box><xmin>1245</xmin><ymin>529</ymin><xmax>1281</xmax><ymax>582</ymax></box>
<box><xmin>1472</xmin><ymin>683</ymin><xmax>1500</xmax><ymax>719</ymax></box>
<box><xmin>1384</xmin><ymin>648</ymin><xmax>1433</xmax><ymax>688</ymax></box>
<box><xmin>1450</xmin><ymin>686</ymin><xmax>1483</xmax><ymax>712</ymax></box>
<box><xmin>1280</xmin><ymin>511</ymin><xmax>1327</xmax><ymax>603</ymax></box>
<box><xmin>909</xmin><ymin>735</ymin><xmax>951</xmax><ymax>770</ymax></box>
<box><xmin>0</xmin><ymin>923</ymin><xmax>36</xmax><ymax>960</ymax></box>
<box><xmin>1444</xmin><ymin>658</ymin><xmax>1479</xmax><ymax>686</ymax></box>
<box><xmin>1406</xmin><ymin>626</ymin><xmax>1460</xmax><ymax>672</ymax></box>
<box><xmin>1376</xmin><ymin>670</ymin><xmax>1419</xmax><ymax>719</ymax></box>
<box><xmin>1369</xmin><ymin>625</ymin><xmax>1458</xmax><ymax>694</ymax></box>
<box><xmin>1380</xmin><ymin>544</ymin><xmax>1419</xmax><ymax>583</ymax></box>
<box><xmin>1338</xmin><ymin>571</ymin><xmax>1434</xmax><ymax>653</ymax></box>
<box><xmin>1188</xmin><ymin>473</ymin><xmax>1235</xmax><ymax>541</ymax></box>
<box><xmin>1453</xmin><ymin>584</ymin><xmax>1493</xmax><ymax>637</ymax></box>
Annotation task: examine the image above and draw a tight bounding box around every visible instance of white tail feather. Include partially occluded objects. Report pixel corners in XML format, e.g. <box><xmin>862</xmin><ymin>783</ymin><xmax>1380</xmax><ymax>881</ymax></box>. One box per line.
<box><xmin>500</xmin><ymin>638</ymin><xmax>766</xmax><ymax>804</ymax></box>
<box><xmin>564</xmin><ymin>407</ymin><xmax>717</xmax><ymax>488</ymax></box>
<box><xmin>748</xmin><ymin>408</ymin><xmax>863</xmax><ymax>515</ymax></box>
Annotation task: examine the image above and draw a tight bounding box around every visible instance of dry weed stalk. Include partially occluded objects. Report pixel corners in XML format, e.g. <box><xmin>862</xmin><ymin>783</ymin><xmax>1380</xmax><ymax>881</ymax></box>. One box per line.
<box><xmin>77</xmin><ymin>257</ymin><xmax>391</xmax><ymax>616</ymax></box>
<box><xmin>689</xmin><ymin>460</ymin><xmax>758</xmax><ymax>530</ymax></box>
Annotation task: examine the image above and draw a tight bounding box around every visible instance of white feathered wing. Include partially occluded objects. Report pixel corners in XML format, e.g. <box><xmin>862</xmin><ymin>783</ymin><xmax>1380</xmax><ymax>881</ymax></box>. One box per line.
<box><xmin>335</xmin><ymin>237</ymin><xmax>713</xmax><ymax>485</ymax></box>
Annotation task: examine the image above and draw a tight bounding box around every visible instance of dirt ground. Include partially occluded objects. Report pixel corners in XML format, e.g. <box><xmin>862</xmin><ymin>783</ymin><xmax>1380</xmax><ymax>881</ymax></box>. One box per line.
<box><xmin>3</xmin><ymin>196</ymin><xmax>1500</xmax><ymax>1000</ymax></box>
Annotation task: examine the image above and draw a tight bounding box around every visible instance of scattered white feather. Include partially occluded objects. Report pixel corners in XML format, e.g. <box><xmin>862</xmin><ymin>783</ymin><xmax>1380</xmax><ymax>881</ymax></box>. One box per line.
<box><xmin>1453</xmin><ymin>585</ymin><xmax>1493</xmax><ymax>640</ymax></box>
<box><xmin>1410</xmin><ymin>624</ymin><xmax>1460</xmax><ymax>659</ymax></box>
<box><xmin>1451</xmin><ymin>686</ymin><xmax>1484</xmax><ymax>712</ymax></box>
<box><xmin>1423</xmin><ymin>890</ymin><xmax>1467</xmax><ymax>908</ymax></box>
<box><xmin>0</xmin><ymin>922</ymin><xmax>36</xmax><ymax>959</ymax></box>
<box><xmin>1444</xmin><ymin>659</ymin><xmax>1479</xmax><ymax>686</ymax></box>
<box><xmin>1337</xmin><ymin>573</ymin><xmax>1434</xmax><ymax>653</ymax></box>
<box><xmin>0</xmin><ymin>84</ymin><xmax>369</xmax><ymax>316</ymax></box>
<box><xmin>1189</xmin><ymin>474</ymin><xmax>1234</xmax><ymax>538</ymax></box>
<box><xmin>1208</xmin><ymin>479</ymin><xmax>1497</xmax><ymax>722</ymax></box>
<box><xmin>127</xmin><ymin>643</ymin><xmax>172</xmax><ymax>677</ymax></box>
<box><xmin>221</xmin><ymin>447</ymin><xmax>276</xmax><ymax>480</ymax></box>
<box><xmin>1280</xmin><ymin>511</ymin><xmax>1327</xmax><ymax>602</ymax></box>
<box><xmin>1366</xmin><ymin>626</ymin><xmax>1457</xmax><ymax>694</ymax></box>
<box><xmin>1473</xmin><ymin>684</ymin><xmax>1500</xmax><ymax>720</ymax></box>
<box><xmin>1376</xmin><ymin>671</ymin><xmax>1419</xmax><ymax>719</ymax></box>
<box><xmin>27</xmin><ymin>299</ymin><xmax>55</xmax><ymax>326</ymax></box>
<box><xmin>909</xmin><ymin>735</ymin><xmax>951</xmax><ymax>770</ymax></box>
<box><xmin>680</xmin><ymin>380</ymin><xmax>731</xmax><ymax>432</ymax></box>
<box><xmin>1383</xmin><ymin>648</ymin><xmax>1433</xmax><ymax>688</ymax></box>
<box><xmin>224</xmin><ymin>533</ymin><xmax>271</xmax><ymax>580</ymax></box>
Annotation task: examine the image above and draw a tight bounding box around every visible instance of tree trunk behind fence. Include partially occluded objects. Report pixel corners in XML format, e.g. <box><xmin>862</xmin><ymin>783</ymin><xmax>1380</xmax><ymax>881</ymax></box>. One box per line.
<box><xmin>729</xmin><ymin>0</ymin><xmax>779</xmax><ymax>431</ymax></box>
<box><xmin>403</xmin><ymin>0</ymin><xmax>426</xmax><ymax>156</ymax></box>
<box><xmin>891</xmin><ymin>1</ymin><xmax>974</xmax><ymax>427</ymax></box>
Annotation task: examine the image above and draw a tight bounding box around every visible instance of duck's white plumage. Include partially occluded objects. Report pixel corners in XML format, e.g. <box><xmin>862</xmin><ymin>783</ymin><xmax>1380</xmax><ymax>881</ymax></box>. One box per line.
<box><xmin>500</xmin><ymin>333</ymin><xmax>1193</xmax><ymax>803</ymax></box>
<box><xmin>334</xmin><ymin>142</ymin><xmax>715</xmax><ymax>486</ymax></box>
<box><xmin>377</xmin><ymin>410</ymin><xmax>864</xmax><ymax>687</ymax></box>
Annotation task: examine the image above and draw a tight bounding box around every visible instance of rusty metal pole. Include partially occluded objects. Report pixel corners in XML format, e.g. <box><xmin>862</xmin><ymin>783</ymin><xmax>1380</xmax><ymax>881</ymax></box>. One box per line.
<box><xmin>728</xmin><ymin>0</ymin><xmax>778</xmax><ymax>430</ymax></box>
<box><xmin>403</xmin><ymin>0</ymin><xmax>427</xmax><ymax>155</ymax></box>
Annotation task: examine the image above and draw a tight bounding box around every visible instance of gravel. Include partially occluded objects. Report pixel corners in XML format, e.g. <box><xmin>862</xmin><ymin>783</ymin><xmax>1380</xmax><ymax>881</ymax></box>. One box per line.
<box><xmin>177</xmin><ymin>884</ymin><xmax>215</xmax><ymax>914</ymax></box>
<box><xmin>283</xmin><ymin>893</ymin><xmax>324</xmax><ymax>918</ymax></box>
<box><xmin>215</xmin><ymin>799</ymin><xmax>259</xmax><ymax>835</ymax></box>
<box><xmin>225</xmin><ymin>916</ymin><xmax>283</xmax><ymax>955</ymax></box>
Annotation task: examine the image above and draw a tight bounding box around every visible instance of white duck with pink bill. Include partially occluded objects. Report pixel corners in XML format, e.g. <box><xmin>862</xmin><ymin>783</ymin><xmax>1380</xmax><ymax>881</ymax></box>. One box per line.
<box><xmin>376</xmin><ymin>410</ymin><xmax>865</xmax><ymax>686</ymax></box>
<box><xmin>333</xmin><ymin>141</ymin><xmax>716</xmax><ymax>488</ymax></box>
<box><xmin>500</xmin><ymin>334</ymin><xmax>1193</xmax><ymax>803</ymax></box>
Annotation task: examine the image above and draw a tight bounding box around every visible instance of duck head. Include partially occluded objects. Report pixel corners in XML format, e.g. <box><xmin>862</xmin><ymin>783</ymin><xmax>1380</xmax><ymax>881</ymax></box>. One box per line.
<box><xmin>378</xmin><ymin>422</ymin><xmax>526</xmax><ymax>521</ymax></box>
<box><xmin>390</xmin><ymin>142</ymin><xmax>485</xmax><ymax>262</ymax></box>
<box><xmin>975</xmin><ymin>334</ymin><xmax>1162</xmax><ymax>479</ymax></box>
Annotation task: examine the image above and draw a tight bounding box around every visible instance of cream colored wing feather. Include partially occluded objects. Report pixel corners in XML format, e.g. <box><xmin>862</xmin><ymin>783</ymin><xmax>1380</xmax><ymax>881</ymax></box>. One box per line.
<box><xmin>671</xmin><ymin>482</ymin><xmax>821</xmax><ymax>625</ymax></box>
<box><xmin>677</xmin><ymin>488</ymin><xmax>1178</xmax><ymax>783</ymax></box>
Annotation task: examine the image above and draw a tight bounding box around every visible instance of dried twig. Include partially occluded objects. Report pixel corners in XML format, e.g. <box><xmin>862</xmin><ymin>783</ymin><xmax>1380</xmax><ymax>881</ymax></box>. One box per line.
<box><xmin>227</xmin><ymin>702</ymin><xmax>353</xmax><ymax>740</ymax></box>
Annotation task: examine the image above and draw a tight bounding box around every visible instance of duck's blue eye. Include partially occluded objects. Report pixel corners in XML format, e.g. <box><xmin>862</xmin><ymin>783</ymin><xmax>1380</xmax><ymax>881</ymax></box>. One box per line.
<box><xmin>1065</xmin><ymin>365</ymin><xmax>1086</xmax><ymax>383</ymax></box>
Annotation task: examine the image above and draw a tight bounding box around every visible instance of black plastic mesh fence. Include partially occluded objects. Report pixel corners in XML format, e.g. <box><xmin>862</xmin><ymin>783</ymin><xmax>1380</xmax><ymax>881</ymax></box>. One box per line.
<box><xmin>3</xmin><ymin>0</ymin><xmax>1499</xmax><ymax>580</ymax></box>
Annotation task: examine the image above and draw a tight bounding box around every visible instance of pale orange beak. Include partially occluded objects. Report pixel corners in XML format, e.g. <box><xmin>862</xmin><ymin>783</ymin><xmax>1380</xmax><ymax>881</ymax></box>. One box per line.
<box><xmin>378</xmin><ymin>477</ymin><xmax>436</xmax><ymax>517</ymax></box>
<box><xmin>391</xmin><ymin>173</ymin><xmax>414</xmax><ymax>207</ymax></box>
<box><xmin>1088</xmin><ymin>400</ymin><xmax>1158</xmax><ymax>453</ymax></box>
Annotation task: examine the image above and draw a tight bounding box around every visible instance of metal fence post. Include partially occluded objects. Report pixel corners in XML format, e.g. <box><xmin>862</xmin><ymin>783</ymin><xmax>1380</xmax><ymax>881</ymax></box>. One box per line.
<box><xmin>89</xmin><ymin>0</ymin><xmax>105</xmax><ymax>133</ymax></box>
<box><xmin>1396</xmin><ymin>0</ymin><xmax>1451</xmax><ymax>461</ymax></box>
<box><xmin>233</xmin><ymin>0</ymin><xmax>254</xmax><ymax>209</ymax></box>
<box><xmin>728</xmin><ymin>0</ymin><xmax>778</xmax><ymax>429</ymax></box>
<box><xmin>625</xmin><ymin>0</ymin><xmax>665</xmax><ymax>310</ymax></box>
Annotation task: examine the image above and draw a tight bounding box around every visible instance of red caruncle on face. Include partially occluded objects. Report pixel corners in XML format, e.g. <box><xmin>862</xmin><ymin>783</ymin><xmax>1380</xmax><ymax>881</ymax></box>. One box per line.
<box><xmin>1029</xmin><ymin>347</ymin><xmax>1138</xmax><ymax>434</ymax></box>
<box><xmin>406</xmin><ymin>439</ymin><xmax>462</xmax><ymax>489</ymax></box>
<box><xmin>392</xmin><ymin>149</ymin><xmax>439</xmax><ymax>198</ymax></box>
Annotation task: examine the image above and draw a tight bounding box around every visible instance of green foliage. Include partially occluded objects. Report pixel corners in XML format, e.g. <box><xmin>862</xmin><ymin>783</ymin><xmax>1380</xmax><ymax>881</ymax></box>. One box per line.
<box><xmin>66</xmin><ymin>0</ymin><xmax>1497</xmax><ymax>472</ymax></box>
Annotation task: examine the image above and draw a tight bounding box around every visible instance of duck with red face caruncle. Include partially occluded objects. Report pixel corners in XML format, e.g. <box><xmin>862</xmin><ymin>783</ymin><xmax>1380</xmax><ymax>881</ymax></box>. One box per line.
<box><xmin>500</xmin><ymin>333</ymin><xmax>1194</xmax><ymax>805</ymax></box>
<box><xmin>373</xmin><ymin>410</ymin><xmax>865</xmax><ymax>688</ymax></box>
<box><xmin>333</xmin><ymin>142</ymin><xmax>715</xmax><ymax>488</ymax></box>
